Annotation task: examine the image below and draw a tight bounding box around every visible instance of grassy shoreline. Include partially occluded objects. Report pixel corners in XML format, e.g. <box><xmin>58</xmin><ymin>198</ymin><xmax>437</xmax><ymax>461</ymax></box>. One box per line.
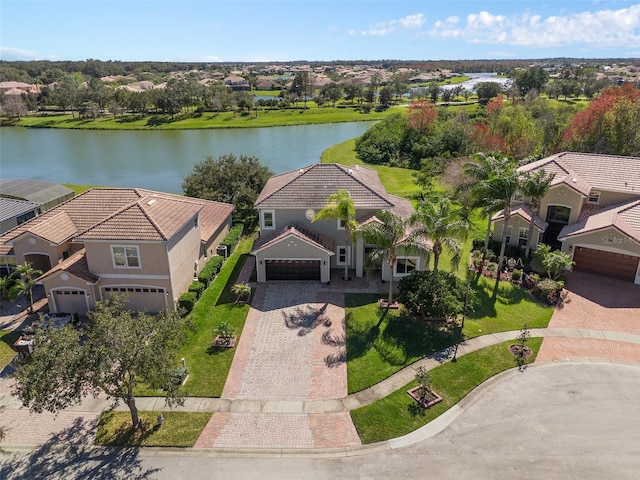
<box><xmin>6</xmin><ymin>106</ymin><xmax>403</xmax><ymax>130</ymax></box>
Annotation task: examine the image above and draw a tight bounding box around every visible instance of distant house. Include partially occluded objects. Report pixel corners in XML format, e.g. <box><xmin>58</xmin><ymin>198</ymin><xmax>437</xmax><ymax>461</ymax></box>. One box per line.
<box><xmin>491</xmin><ymin>152</ymin><xmax>640</xmax><ymax>284</ymax></box>
<box><xmin>0</xmin><ymin>188</ymin><xmax>234</xmax><ymax>313</ymax></box>
<box><xmin>251</xmin><ymin>163</ymin><xmax>425</xmax><ymax>283</ymax></box>
<box><xmin>224</xmin><ymin>75</ymin><xmax>250</xmax><ymax>91</ymax></box>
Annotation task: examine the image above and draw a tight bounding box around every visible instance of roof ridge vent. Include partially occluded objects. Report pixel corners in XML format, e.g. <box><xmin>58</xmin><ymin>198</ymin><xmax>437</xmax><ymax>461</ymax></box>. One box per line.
<box><xmin>147</xmin><ymin>199</ymin><xmax>157</xmax><ymax>206</ymax></box>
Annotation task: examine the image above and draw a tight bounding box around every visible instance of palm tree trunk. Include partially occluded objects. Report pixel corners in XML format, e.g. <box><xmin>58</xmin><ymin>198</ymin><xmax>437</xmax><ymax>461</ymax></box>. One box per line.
<box><xmin>497</xmin><ymin>214</ymin><xmax>511</xmax><ymax>283</ymax></box>
<box><xmin>484</xmin><ymin>214</ymin><xmax>492</xmax><ymax>259</ymax></box>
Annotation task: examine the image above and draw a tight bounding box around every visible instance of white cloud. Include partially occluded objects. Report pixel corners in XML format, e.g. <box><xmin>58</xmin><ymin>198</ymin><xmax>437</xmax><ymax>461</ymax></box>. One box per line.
<box><xmin>429</xmin><ymin>5</ymin><xmax>640</xmax><ymax>48</ymax></box>
<box><xmin>360</xmin><ymin>13</ymin><xmax>425</xmax><ymax>36</ymax></box>
<box><xmin>0</xmin><ymin>46</ymin><xmax>41</xmax><ymax>61</ymax></box>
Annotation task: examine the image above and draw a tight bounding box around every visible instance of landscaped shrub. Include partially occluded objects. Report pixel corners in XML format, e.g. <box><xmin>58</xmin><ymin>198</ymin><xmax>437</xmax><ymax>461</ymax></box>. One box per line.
<box><xmin>221</xmin><ymin>224</ymin><xmax>243</xmax><ymax>254</ymax></box>
<box><xmin>178</xmin><ymin>291</ymin><xmax>197</xmax><ymax>313</ymax></box>
<box><xmin>398</xmin><ymin>270</ymin><xmax>466</xmax><ymax>321</ymax></box>
<box><xmin>198</xmin><ymin>255</ymin><xmax>224</xmax><ymax>285</ymax></box>
<box><xmin>188</xmin><ymin>281</ymin><xmax>205</xmax><ymax>297</ymax></box>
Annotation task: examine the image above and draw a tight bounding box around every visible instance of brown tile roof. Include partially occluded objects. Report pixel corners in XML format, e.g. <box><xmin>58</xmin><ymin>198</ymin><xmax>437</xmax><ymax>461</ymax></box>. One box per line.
<box><xmin>520</xmin><ymin>152</ymin><xmax>640</xmax><ymax>197</ymax></box>
<box><xmin>37</xmin><ymin>249</ymin><xmax>99</xmax><ymax>284</ymax></box>
<box><xmin>491</xmin><ymin>204</ymin><xmax>549</xmax><ymax>231</ymax></box>
<box><xmin>0</xmin><ymin>188</ymin><xmax>233</xmax><ymax>253</ymax></box>
<box><xmin>558</xmin><ymin>199</ymin><xmax>640</xmax><ymax>243</ymax></box>
<box><xmin>251</xmin><ymin>222</ymin><xmax>335</xmax><ymax>255</ymax></box>
<box><xmin>255</xmin><ymin>163</ymin><xmax>394</xmax><ymax>210</ymax></box>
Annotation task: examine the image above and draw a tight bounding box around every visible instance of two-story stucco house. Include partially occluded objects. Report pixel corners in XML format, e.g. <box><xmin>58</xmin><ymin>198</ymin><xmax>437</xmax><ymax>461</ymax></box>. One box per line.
<box><xmin>0</xmin><ymin>188</ymin><xmax>234</xmax><ymax>313</ymax></box>
<box><xmin>251</xmin><ymin>163</ymin><xmax>424</xmax><ymax>283</ymax></box>
<box><xmin>491</xmin><ymin>152</ymin><xmax>640</xmax><ymax>284</ymax></box>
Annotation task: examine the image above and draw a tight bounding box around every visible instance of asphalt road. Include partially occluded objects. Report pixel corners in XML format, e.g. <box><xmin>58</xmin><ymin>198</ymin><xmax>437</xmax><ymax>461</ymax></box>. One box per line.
<box><xmin>2</xmin><ymin>361</ymin><xmax>639</xmax><ymax>480</ymax></box>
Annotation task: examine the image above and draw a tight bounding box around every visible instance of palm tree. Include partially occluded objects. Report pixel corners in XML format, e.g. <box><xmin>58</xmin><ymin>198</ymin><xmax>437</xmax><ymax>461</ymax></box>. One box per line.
<box><xmin>460</xmin><ymin>153</ymin><xmax>514</xmax><ymax>257</ymax></box>
<box><xmin>521</xmin><ymin>169</ymin><xmax>555</xmax><ymax>258</ymax></box>
<box><xmin>475</xmin><ymin>166</ymin><xmax>522</xmax><ymax>282</ymax></box>
<box><xmin>410</xmin><ymin>197</ymin><xmax>468</xmax><ymax>272</ymax></box>
<box><xmin>312</xmin><ymin>189</ymin><xmax>357</xmax><ymax>281</ymax></box>
<box><xmin>10</xmin><ymin>262</ymin><xmax>43</xmax><ymax>314</ymax></box>
<box><xmin>357</xmin><ymin>210</ymin><xmax>431</xmax><ymax>306</ymax></box>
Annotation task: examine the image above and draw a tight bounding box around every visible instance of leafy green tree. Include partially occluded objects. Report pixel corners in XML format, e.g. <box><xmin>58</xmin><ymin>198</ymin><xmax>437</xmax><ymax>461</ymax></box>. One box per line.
<box><xmin>312</xmin><ymin>189</ymin><xmax>357</xmax><ymax>281</ymax></box>
<box><xmin>321</xmin><ymin>83</ymin><xmax>343</xmax><ymax>107</ymax></box>
<box><xmin>521</xmin><ymin>169</ymin><xmax>555</xmax><ymax>257</ymax></box>
<box><xmin>355</xmin><ymin>113</ymin><xmax>407</xmax><ymax>165</ymax></box>
<box><xmin>343</xmin><ymin>83</ymin><xmax>363</xmax><ymax>104</ymax></box>
<box><xmin>533</xmin><ymin>243</ymin><xmax>575</xmax><ymax>280</ymax></box>
<box><xmin>427</xmin><ymin>83</ymin><xmax>441</xmax><ymax>103</ymax></box>
<box><xmin>398</xmin><ymin>270</ymin><xmax>465</xmax><ymax>321</ymax></box>
<box><xmin>514</xmin><ymin>67</ymin><xmax>549</xmax><ymax>98</ymax></box>
<box><xmin>410</xmin><ymin>197</ymin><xmax>468</xmax><ymax>271</ymax></box>
<box><xmin>379</xmin><ymin>86</ymin><xmax>393</xmax><ymax>107</ymax></box>
<box><xmin>182</xmin><ymin>153</ymin><xmax>272</xmax><ymax>228</ymax></box>
<box><xmin>357</xmin><ymin>210</ymin><xmax>431</xmax><ymax>305</ymax></box>
<box><xmin>52</xmin><ymin>73</ymin><xmax>84</xmax><ymax>117</ymax></box>
<box><xmin>13</xmin><ymin>294</ymin><xmax>190</xmax><ymax>430</ymax></box>
<box><xmin>475</xmin><ymin>82</ymin><xmax>502</xmax><ymax>105</ymax></box>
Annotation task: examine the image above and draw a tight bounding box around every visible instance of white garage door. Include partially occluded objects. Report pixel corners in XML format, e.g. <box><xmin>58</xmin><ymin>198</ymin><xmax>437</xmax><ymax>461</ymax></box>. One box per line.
<box><xmin>102</xmin><ymin>287</ymin><xmax>167</xmax><ymax>312</ymax></box>
<box><xmin>53</xmin><ymin>289</ymin><xmax>88</xmax><ymax>314</ymax></box>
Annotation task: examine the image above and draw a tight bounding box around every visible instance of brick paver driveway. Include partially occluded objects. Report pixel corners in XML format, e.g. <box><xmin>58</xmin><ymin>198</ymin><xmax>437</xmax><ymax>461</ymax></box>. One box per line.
<box><xmin>537</xmin><ymin>271</ymin><xmax>640</xmax><ymax>363</ymax></box>
<box><xmin>195</xmin><ymin>281</ymin><xmax>361</xmax><ymax>449</ymax></box>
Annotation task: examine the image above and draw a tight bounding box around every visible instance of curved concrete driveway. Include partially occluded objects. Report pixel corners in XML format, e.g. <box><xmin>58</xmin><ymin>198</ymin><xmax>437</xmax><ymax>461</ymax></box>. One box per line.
<box><xmin>3</xmin><ymin>362</ymin><xmax>639</xmax><ymax>479</ymax></box>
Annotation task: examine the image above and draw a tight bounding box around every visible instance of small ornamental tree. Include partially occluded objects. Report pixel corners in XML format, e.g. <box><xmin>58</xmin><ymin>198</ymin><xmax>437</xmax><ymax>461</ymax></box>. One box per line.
<box><xmin>398</xmin><ymin>270</ymin><xmax>466</xmax><ymax>321</ymax></box>
<box><xmin>533</xmin><ymin>243</ymin><xmax>575</xmax><ymax>280</ymax></box>
<box><xmin>13</xmin><ymin>294</ymin><xmax>190</xmax><ymax>430</ymax></box>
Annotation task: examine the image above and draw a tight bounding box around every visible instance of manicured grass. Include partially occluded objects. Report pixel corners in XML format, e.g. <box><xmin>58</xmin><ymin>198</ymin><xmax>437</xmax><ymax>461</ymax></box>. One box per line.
<box><xmin>95</xmin><ymin>410</ymin><xmax>211</xmax><ymax>447</ymax></box>
<box><xmin>15</xmin><ymin>107</ymin><xmax>403</xmax><ymax>130</ymax></box>
<box><xmin>346</xmin><ymin>294</ymin><xmax>463</xmax><ymax>394</ymax></box>
<box><xmin>179</xmin><ymin>236</ymin><xmax>254</xmax><ymax>397</ymax></box>
<box><xmin>321</xmin><ymin>139</ymin><xmax>421</xmax><ymax>198</ymax></box>
<box><xmin>0</xmin><ymin>330</ymin><xmax>20</xmax><ymax>369</ymax></box>
<box><xmin>350</xmin><ymin>338</ymin><xmax>542</xmax><ymax>444</ymax></box>
<box><xmin>62</xmin><ymin>183</ymin><xmax>100</xmax><ymax>195</ymax></box>
<box><xmin>463</xmin><ymin>276</ymin><xmax>553</xmax><ymax>338</ymax></box>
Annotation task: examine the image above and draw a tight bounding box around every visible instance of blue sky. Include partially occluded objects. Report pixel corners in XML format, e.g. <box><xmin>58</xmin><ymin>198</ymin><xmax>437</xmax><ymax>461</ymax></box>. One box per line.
<box><xmin>1</xmin><ymin>1</ymin><xmax>639</xmax><ymax>62</ymax></box>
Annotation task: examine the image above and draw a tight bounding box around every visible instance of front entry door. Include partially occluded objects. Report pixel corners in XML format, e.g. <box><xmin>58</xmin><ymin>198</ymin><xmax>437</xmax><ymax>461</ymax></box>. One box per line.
<box><xmin>543</xmin><ymin>206</ymin><xmax>571</xmax><ymax>250</ymax></box>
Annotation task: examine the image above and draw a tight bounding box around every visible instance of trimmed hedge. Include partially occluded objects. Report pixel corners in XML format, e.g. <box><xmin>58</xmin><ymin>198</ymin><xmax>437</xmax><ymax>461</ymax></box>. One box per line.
<box><xmin>198</xmin><ymin>255</ymin><xmax>224</xmax><ymax>285</ymax></box>
<box><xmin>221</xmin><ymin>224</ymin><xmax>243</xmax><ymax>255</ymax></box>
<box><xmin>178</xmin><ymin>291</ymin><xmax>197</xmax><ymax>313</ymax></box>
<box><xmin>188</xmin><ymin>281</ymin><xmax>205</xmax><ymax>297</ymax></box>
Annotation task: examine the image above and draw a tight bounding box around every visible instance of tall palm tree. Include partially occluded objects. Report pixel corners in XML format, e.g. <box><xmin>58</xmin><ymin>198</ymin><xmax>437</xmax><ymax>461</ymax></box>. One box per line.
<box><xmin>460</xmin><ymin>153</ymin><xmax>514</xmax><ymax>257</ymax></box>
<box><xmin>312</xmin><ymin>189</ymin><xmax>357</xmax><ymax>281</ymax></box>
<box><xmin>521</xmin><ymin>169</ymin><xmax>555</xmax><ymax>258</ymax></box>
<box><xmin>357</xmin><ymin>210</ymin><xmax>431</xmax><ymax>306</ymax></box>
<box><xmin>475</xmin><ymin>166</ymin><xmax>522</xmax><ymax>282</ymax></box>
<box><xmin>410</xmin><ymin>197</ymin><xmax>468</xmax><ymax>272</ymax></box>
<box><xmin>10</xmin><ymin>262</ymin><xmax>43</xmax><ymax>314</ymax></box>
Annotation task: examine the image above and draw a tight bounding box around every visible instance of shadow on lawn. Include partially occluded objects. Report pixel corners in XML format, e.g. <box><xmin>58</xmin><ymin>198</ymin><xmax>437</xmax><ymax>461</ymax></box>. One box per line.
<box><xmin>467</xmin><ymin>275</ymin><xmax>530</xmax><ymax>319</ymax></box>
<box><xmin>0</xmin><ymin>416</ymin><xmax>159</xmax><ymax>480</ymax></box>
<box><xmin>216</xmin><ymin>254</ymin><xmax>249</xmax><ymax>306</ymax></box>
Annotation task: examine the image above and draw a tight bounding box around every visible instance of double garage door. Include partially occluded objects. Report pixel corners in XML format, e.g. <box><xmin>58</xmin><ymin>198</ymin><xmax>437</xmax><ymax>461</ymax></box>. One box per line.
<box><xmin>573</xmin><ymin>247</ymin><xmax>640</xmax><ymax>283</ymax></box>
<box><xmin>265</xmin><ymin>260</ymin><xmax>320</xmax><ymax>281</ymax></box>
<box><xmin>53</xmin><ymin>290</ymin><xmax>87</xmax><ymax>314</ymax></box>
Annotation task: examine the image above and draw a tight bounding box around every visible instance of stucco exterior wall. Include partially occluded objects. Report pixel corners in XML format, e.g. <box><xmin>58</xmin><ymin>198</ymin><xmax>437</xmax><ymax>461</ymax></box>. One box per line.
<box><xmin>83</xmin><ymin>240</ymin><xmax>170</xmax><ymax>277</ymax></box>
<box><xmin>561</xmin><ymin>227</ymin><xmax>640</xmax><ymax>257</ymax></box>
<box><xmin>167</xmin><ymin>218</ymin><xmax>201</xmax><ymax>304</ymax></box>
<box><xmin>595</xmin><ymin>190</ymin><xmax>640</xmax><ymax>208</ymax></box>
<box><xmin>199</xmin><ymin>217</ymin><xmax>232</xmax><ymax>269</ymax></box>
<box><xmin>492</xmin><ymin>215</ymin><xmax>542</xmax><ymax>248</ymax></box>
<box><xmin>12</xmin><ymin>235</ymin><xmax>72</xmax><ymax>270</ymax></box>
<box><xmin>539</xmin><ymin>185</ymin><xmax>584</xmax><ymax>224</ymax></box>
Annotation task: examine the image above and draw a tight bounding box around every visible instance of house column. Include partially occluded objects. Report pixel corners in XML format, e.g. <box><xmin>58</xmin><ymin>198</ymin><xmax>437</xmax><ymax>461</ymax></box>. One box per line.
<box><xmin>355</xmin><ymin>235</ymin><xmax>364</xmax><ymax>278</ymax></box>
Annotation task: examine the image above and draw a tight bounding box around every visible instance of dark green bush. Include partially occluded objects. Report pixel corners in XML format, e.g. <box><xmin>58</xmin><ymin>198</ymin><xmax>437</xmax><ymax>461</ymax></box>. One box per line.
<box><xmin>178</xmin><ymin>291</ymin><xmax>197</xmax><ymax>313</ymax></box>
<box><xmin>221</xmin><ymin>224</ymin><xmax>243</xmax><ymax>254</ymax></box>
<box><xmin>188</xmin><ymin>281</ymin><xmax>205</xmax><ymax>297</ymax></box>
<box><xmin>198</xmin><ymin>255</ymin><xmax>224</xmax><ymax>285</ymax></box>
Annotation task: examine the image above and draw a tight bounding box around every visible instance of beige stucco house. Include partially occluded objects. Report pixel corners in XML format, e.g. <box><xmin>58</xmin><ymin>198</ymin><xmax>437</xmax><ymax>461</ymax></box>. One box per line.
<box><xmin>0</xmin><ymin>188</ymin><xmax>234</xmax><ymax>313</ymax></box>
<box><xmin>251</xmin><ymin>163</ymin><xmax>426</xmax><ymax>283</ymax></box>
<box><xmin>492</xmin><ymin>152</ymin><xmax>640</xmax><ymax>284</ymax></box>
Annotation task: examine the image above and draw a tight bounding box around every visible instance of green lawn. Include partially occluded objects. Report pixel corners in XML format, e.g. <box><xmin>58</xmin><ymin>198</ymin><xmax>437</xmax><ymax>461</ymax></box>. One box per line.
<box><xmin>321</xmin><ymin>139</ymin><xmax>421</xmax><ymax>198</ymax></box>
<box><xmin>62</xmin><ymin>183</ymin><xmax>100</xmax><ymax>195</ymax></box>
<box><xmin>0</xmin><ymin>330</ymin><xmax>21</xmax><ymax>369</ymax></box>
<box><xmin>15</xmin><ymin>106</ymin><xmax>403</xmax><ymax>130</ymax></box>
<box><xmin>179</xmin><ymin>236</ymin><xmax>254</xmax><ymax>397</ymax></box>
<box><xmin>95</xmin><ymin>410</ymin><xmax>211</xmax><ymax>447</ymax></box>
<box><xmin>350</xmin><ymin>338</ymin><xmax>542</xmax><ymax>444</ymax></box>
<box><xmin>346</xmin><ymin>294</ymin><xmax>463</xmax><ymax>394</ymax></box>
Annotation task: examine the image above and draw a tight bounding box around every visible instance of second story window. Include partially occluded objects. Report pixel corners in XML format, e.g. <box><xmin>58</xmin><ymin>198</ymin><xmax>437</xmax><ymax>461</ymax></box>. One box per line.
<box><xmin>112</xmin><ymin>245</ymin><xmax>140</xmax><ymax>268</ymax></box>
<box><xmin>513</xmin><ymin>191</ymin><xmax>524</xmax><ymax>202</ymax></box>
<box><xmin>588</xmin><ymin>191</ymin><xmax>600</xmax><ymax>204</ymax></box>
<box><xmin>261</xmin><ymin>210</ymin><xmax>275</xmax><ymax>230</ymax></box>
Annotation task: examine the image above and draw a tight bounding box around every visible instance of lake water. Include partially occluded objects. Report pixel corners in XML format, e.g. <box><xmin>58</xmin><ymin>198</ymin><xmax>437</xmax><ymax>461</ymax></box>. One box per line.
<box><xmin>0</xmin><ymin>122</ymin><xmax>376</xmax><ymax>194</ymax></box>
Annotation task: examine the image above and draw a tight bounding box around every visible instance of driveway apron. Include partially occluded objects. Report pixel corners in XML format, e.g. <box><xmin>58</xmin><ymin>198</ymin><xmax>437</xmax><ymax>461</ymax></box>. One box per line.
<box><xmin>195</xmin><ymin>281</ymin><xmax>361</xmax><ymax>449</ymax></box>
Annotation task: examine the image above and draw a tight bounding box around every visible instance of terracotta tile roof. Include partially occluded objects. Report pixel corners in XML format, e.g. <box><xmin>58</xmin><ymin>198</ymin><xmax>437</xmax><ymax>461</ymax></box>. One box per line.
<box><xmin>558</xmin><ymin>199</ymin><xmax>640</xmax><ymax>243</ymax></box>
<box><xmin>519</xmin><ymin>152</ymin><xmax>640</xmax><ymax>197</ymax></box>
<box><xmin>387</xmin><ymin>195</ymin><xmax>415</xmax><ymax>219</ymax></box>
<box><xmin>37</xmin><ymin>249</ymin><xmax>99</xmax><ymax>284</ymax></box>
<box><xmin>251</xmin><ymin>222</ymin><xmax>335</xmax><ymax>255</ymax></box>
<box><xmin>491</xmin><ymin>204</ymin><xmax>549</xmax><ymax>231</ymax></box>
<box><xmin>27</xmin><ymin>211</ymin><xmax>78</xmax><ymax>244</ymax></box>
<box><xmin>0</xmin><ymin>188</ymin><xmax>233</xmax><ymax>253</ymax></box>
<box><xmin>255</xmin><ymin>164</ymin><xmax>394</xmax><ymax>210</ymax></box>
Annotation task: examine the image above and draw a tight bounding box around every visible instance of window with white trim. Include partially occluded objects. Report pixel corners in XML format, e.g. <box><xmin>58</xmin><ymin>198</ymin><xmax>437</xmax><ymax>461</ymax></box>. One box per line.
<box><xmin>111</xmin><ymin>245</ymin><xmax>140</xmax><ymax>268</ymax></box>
<box><xmin>336</xmin><ymin>246</ymin><xmax>350</xmax><ymax>265</ymax></box>
<box><xmin>261</xmin><ymin>210</ymin><xmax>275</xmax><ymax>230</ymax></box>
<box><xmin>395</xmin><ymin>257</ymin><xmax>418</xmax><ymax>276</ymax></box>
<box><xmin>337</xmin><ymin>219</ymin><xmax>346</xmax><ymax>230</ymax></box>
<box><xmin>518</xmin><ymin>227</ymin><xmax>528</xmax><ymax>247</ymax></box>
<box><xmin>588</xmin><ymin>191</ymin><xmax>600</xmax><ymax>204</ymax></box>
<box><xmin>502</xmin><ymin>226</ymin><xmax>512</xmax><ymax>245</ymax></box>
